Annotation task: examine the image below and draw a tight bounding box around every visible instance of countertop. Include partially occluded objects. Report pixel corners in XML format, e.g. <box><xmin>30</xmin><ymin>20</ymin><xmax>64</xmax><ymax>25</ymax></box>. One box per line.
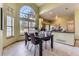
<box><xmin>51</xmin><ymin>31</ymin><xmax>74</xmax><ymax>33</ymax></box>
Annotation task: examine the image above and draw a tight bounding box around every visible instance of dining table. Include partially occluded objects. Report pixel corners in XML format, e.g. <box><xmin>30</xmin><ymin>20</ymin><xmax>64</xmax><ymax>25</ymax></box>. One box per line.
<box><xmin>27</xmin><ymin>33</ymin><xmax>53</xmax><ymax>56</ymax></box>
<box><xmin>36</xmin><ymin>35</ymin><xmax>54</xmax><ymax>56</ymax></box>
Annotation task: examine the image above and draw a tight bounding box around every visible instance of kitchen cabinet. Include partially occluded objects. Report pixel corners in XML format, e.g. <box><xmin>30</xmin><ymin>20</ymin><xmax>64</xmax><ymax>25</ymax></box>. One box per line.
<box><xmin>52</xmin><ymin>32</ymin><xmax>74</xmax><ymax>46</ymax></box>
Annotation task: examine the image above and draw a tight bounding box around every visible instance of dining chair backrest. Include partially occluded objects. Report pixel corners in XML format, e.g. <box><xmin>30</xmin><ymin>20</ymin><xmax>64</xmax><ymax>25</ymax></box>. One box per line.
<box><xmin>30</xmin><ymin>33</ymin><xmax>36</xmax><ymax>44</ymax></box>
<box><xmin>35</xmin><ymin>32</ymin><xmax>38</xmax><ymax>37</ymax></box>
<box><xmin>39</xmin><ymin>31</ymin><xmax>45</xmax><ymax>38</ymax></box>
<box><xmin>25</xmin><ymin>32</ymin><xmax>29</xmax><ymax>41</ymax></box>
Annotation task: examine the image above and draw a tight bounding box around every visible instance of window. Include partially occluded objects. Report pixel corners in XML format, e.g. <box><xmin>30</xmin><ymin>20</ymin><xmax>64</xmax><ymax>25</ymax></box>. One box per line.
<box><xmin>29</xmin><ymin>22</ymin><xmax>35</xmax><ymax>28</ymax></box>
<box><xmin>7</xmin><ymin>7</ymin><xmax>14</xmax><ymax>37</ymax></box>
<box><xmin>19</xmin><ymin>6</ymin><xmax>35</xmax><ymax>19</ymax></box>
<box><xmin>19</xmin><ymin>6</ymin><xmax>36</xmax><ymax>34</ymax></box>
<box><xmin>20</xmin><ymin>20</ymin><xmax>28</xmax><ymax>34</ymax></box>
<box><xmin>7</xmin><ymin>16</ymin><xmax>14</xmax><ymax>37</ymax></box>
<box><xmin>29</xmin><ymin>22</ymin><xmax>35</xmax><ymax>33</ymax></box>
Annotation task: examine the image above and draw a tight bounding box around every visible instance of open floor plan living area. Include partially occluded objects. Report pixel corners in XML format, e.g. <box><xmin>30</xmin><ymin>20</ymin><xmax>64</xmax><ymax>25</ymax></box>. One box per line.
<box><xmin>0</xmin><ymin>3</ymin><xmax>79</xmax><ymax>56</ymax></box>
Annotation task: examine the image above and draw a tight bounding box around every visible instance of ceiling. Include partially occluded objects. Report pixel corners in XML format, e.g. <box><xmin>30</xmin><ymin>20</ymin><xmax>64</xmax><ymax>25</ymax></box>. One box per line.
<box><xmin>0</xmin><ymin>3</ymin><xmax>3</xmax><ymax>7</ymax></box>
<box><xmin>40</xmin><ymin>4</ymin><xmax>75</xmax><ymax>20</ymax></box>
<box><xmin>35</xmin><ymin>3</ymin><xmax>45</xmax><ymax>7</ymax></box>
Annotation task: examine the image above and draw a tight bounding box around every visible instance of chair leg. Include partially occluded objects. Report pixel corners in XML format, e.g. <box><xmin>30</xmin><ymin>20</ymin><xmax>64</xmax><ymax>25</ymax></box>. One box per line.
<box><xmin>48</xmin><ymin>40</ymin><xmax>51</xmax><ymax>48</ymax></box>
<box><xmin>45</xmin><ymin>41</ymin><xmax>47</xmax><ymax>49</ymax></box>
<box><xmin>29</xmin><ymin>44</ymin><xmax>33</xmax><ymax>51</ymax></box>
<box><xmin>26</xmin><ymin>42</ymin><xmax>29</xmax><ymax>49</ymax></box>
<box><xmin>25</xmin><ymin>41</ymin><xmax>27</xmax><ymax>46</ymax></box>
<box><xmin>34</xmin><ymin>45</ymin><xmax>36</xmax><ymax>56</ymax></box>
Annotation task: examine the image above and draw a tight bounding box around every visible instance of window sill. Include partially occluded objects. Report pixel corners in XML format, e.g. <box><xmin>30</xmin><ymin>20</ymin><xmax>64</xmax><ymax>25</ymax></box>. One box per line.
<box><xmin>20</xmin><ymin>34</ymin><xmax>24</xmax><ymax>36</ymax></box>
<box><xmin>6</xmin><ymin>36</ymin><xmax>14</xmax><ymax>39</ymax></box>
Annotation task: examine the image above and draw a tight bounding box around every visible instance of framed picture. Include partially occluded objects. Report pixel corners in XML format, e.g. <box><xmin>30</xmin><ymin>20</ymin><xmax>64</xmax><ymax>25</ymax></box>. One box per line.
<box><xmin>0</xmin><ymin>8</ymin><xmax>3</xmax><ymax>30</ymax></box>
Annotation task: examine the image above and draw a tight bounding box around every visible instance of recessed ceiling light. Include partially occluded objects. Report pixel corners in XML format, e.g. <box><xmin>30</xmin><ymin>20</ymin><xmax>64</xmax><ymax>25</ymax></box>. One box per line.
<box><xmin>55</xmin><ymin>15</ymin><xmax>58</xmax><ymax>19</ymax></box>
<box><xmin>65</xmin><ymin>8</ymin><xmax>68</xmax><ymax>10</ymax></box>
<box><xmin>49</xmin><ymin>12</ymin><xmax>53</xmax><ymax>15</ymax></box>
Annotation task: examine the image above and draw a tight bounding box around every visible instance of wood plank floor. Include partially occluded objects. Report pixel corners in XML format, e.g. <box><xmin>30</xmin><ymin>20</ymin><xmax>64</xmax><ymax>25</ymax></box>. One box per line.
<box><xmin>3</xmin><ymin>41</ymin><xmax>79</xmax><ymax>56</ymax></box>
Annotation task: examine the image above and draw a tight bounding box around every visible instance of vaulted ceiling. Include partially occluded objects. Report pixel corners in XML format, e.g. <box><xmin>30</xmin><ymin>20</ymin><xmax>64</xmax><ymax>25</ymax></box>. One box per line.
<box><xmin>35</xmin><ymin>3</ymin><xmax>45</xmax><ymax>7</ymax></box>
<box><xmin>39</xmin><ymin>3</ymin><xmax>75</xmax><ymax>20</ymax></box>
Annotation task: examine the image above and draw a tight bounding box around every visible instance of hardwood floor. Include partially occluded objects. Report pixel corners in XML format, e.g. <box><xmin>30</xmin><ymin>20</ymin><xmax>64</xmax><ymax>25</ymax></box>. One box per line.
<box><xmin>3</xmin><ymin>40</ymin><xmax>79</xmax><ymax>56</ymax></box>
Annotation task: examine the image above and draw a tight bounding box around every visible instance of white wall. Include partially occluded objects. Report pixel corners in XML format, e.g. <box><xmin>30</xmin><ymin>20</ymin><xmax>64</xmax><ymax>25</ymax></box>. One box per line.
<box><xmin>75</xmin><ymin>6</ymin><xmax>79</xmax><ymax>39</ymax></box>
<box><xmin>0</xmin><ymin>30</ymin><xmax>3</xmax><ymax>55</ymax></box>
<box><xmin>0</xmin><ymin>4</ymin><xmax>3</xmax><ymax>7</ymax></box>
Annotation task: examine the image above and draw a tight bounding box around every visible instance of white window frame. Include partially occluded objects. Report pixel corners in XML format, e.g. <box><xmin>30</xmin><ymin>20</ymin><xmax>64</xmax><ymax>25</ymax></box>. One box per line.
<box><xmin>7</xmin><ymin>15</ymin><xmax>14</xmax><ymax>37</ymax></box>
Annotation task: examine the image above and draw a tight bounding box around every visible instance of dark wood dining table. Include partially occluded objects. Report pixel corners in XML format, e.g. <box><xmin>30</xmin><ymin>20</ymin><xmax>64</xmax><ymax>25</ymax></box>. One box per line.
<box><xmin>37</xmin><ymin>35</ymin><xmax>54</xmax><ymax>56</ymax></box>
<box><xmin>27</xmin><ymin>33</ymin><xmax>53</xmax><ymax>56</ymax></box>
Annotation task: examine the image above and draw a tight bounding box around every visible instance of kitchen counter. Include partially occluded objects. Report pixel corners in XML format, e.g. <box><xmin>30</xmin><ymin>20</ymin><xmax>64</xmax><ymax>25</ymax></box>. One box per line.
<box><xmin>52</xmin><ymin>31</ymin><xmax>75</xmax><ymax>46</ymax></box>
<box><xmin>51</xmin><ymin>31</ymin><xmax>74</xmax><ymax>33</ymax></box>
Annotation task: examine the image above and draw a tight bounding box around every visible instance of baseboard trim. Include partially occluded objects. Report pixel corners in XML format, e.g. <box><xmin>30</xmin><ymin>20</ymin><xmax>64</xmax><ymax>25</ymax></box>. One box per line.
<box><xmin>55</xmin><ymin>41</ymin><xmax>74</xmax><ymax>47</ymax></box>
<box><xmin>3</xmin><ymin>39</ymin><xmax>24</xmax><ymax>49</ymax></box>
<box><xmin>75</xmin><ymin>39</ymin><xmax>79</xmax><ymax>40</ymax></box>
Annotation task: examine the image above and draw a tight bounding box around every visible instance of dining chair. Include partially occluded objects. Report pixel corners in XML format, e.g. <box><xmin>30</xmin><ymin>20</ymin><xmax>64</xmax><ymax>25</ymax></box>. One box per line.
<box><xmin>43</xmin><ymin>36</ymin><xmax>50</xmax><ymax>49</ymax></box>
<box><xmin>30</xmin><ymin>33</ymin><xmax>40</xmax><ymax>56</ymax></box>
<box><xmin>35</xmin><ymin>32</ymin><xmax>38</xmax><ymax>37</ymax></box>
<box><xmin>24</xmin><ymin>32</ymin><xmax>31</xmax><ymax>49</ymax></box>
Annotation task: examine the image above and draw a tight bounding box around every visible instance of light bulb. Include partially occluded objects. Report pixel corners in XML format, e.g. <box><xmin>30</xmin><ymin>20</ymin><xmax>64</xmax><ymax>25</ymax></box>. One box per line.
<box><xmin>55</xmin><ymin>15</ymin><xmax>58</xmax><ymax>19</ymax></box>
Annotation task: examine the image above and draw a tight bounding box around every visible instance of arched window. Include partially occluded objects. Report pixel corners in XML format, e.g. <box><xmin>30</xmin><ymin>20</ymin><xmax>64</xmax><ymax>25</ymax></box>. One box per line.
<box><xmin>7</xmin><ymin>7</ymin><xmax>14</xmax><ymax>37</ymax></box>
<box><xmin>19</xmin><ymin>6</ymin><xmax>36</xmax><ymax>34</ymax></box>
<box><xmin>20</xmin><ymin>6</ymin><xmax>35</xmax><ymax>19</ymax></box>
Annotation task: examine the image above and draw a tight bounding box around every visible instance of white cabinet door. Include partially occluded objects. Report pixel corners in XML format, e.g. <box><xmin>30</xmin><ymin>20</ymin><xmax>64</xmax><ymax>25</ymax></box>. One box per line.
<box><xmin>53</xmin><ymin>32</ymin><xmax>74</xmax><ymax>46</ymax></box>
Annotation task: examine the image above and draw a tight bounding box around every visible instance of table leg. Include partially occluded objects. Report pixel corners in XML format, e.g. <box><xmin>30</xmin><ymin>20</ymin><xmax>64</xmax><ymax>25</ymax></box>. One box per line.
<box><xmin>39</xmin><ymin>40</ymin><xmax>42</xmax><ymax>56</ymax></box>
<box><xmin>51</xmin><ymin>35</ymin><xmax>53</xmax><ymax>49</ymax></box>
